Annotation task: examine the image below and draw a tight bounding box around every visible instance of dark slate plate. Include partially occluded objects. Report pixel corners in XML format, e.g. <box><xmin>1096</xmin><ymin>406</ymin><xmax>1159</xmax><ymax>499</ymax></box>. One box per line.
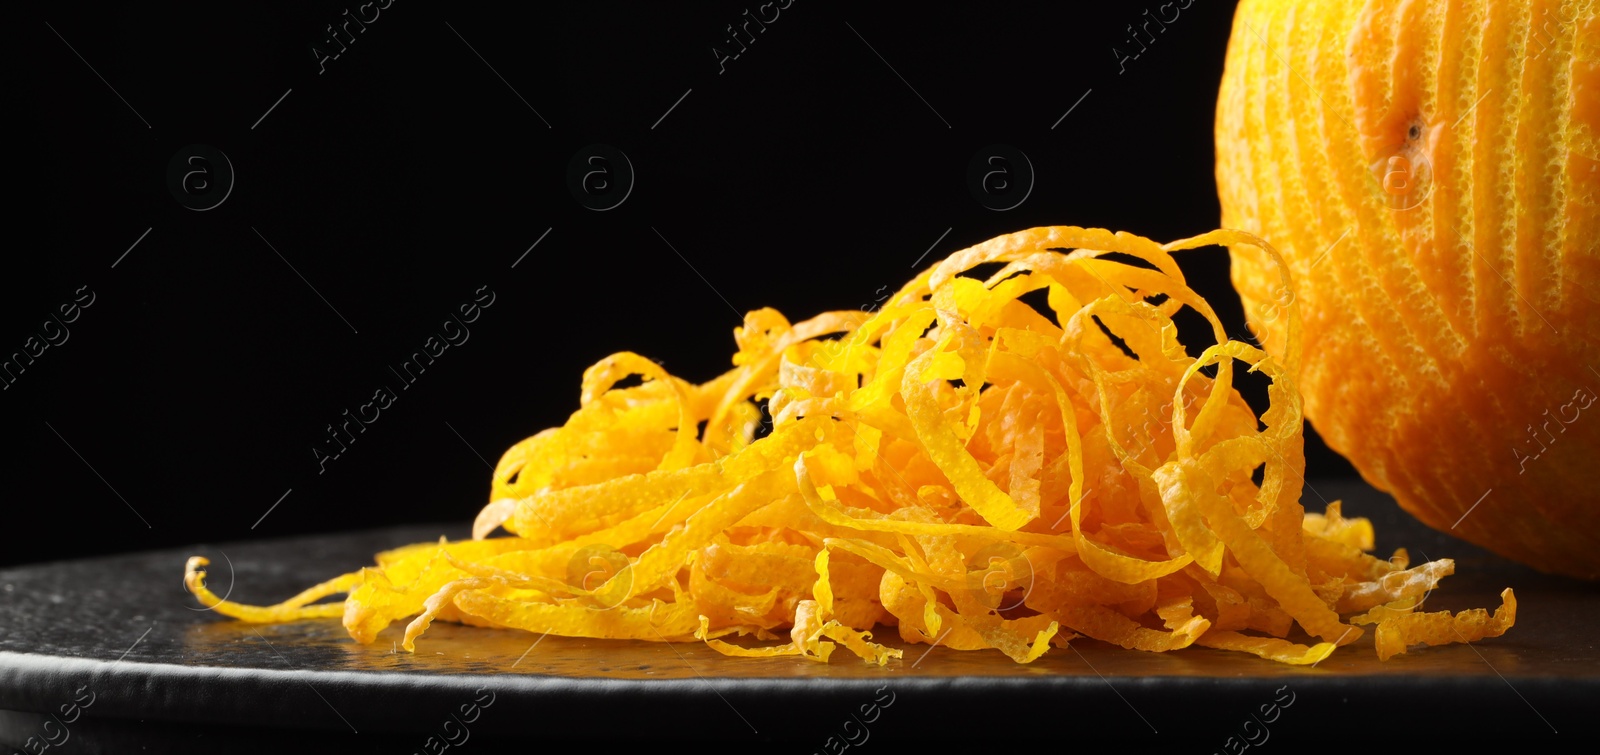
<box><xmin>2</xmin><ymin>480</ymin><xmax>1597</xmax><ymax>753</ymax></box>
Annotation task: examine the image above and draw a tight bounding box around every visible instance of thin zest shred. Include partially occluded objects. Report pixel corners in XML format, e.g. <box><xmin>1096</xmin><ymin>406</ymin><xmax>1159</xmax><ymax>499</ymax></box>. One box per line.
<box><xmin>183</xmin><ymin>226</ymin><xmax>1516</xmax><ymax>665</ymax></box>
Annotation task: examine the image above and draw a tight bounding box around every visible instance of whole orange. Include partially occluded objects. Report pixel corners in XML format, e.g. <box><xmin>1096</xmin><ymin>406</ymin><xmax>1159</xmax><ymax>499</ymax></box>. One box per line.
<box><xmin>1215</xmin><ymin>0</ymin><xmax>1600</xmax><ymax>577</ymax></box>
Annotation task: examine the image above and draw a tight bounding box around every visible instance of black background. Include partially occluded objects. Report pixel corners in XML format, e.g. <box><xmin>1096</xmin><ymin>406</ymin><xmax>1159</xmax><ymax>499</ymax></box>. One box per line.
<box><xmin>4</xmin><ymin>0</ymin><xmax>1359</xmax><ymax>569</ymax></box>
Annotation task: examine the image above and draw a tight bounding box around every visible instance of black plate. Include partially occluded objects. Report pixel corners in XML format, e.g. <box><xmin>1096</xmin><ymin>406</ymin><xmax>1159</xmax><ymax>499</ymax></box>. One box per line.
<box><xmin>2</xmin><ymin>480</ymin><xmax>1596</xmax><ymax>752</ymax></box>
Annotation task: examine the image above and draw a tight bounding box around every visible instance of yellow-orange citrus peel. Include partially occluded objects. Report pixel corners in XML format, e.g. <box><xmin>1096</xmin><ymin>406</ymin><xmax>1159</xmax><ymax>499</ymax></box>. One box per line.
<box><xmin>1217</xmin><ymin>0</ymin><xmax>1600</xmax><ymax>577</ymax></box>
<box><xmin>184</xmin><ymin>227</ymin><xmax>1515</xmax><ymax>664</ymax></box>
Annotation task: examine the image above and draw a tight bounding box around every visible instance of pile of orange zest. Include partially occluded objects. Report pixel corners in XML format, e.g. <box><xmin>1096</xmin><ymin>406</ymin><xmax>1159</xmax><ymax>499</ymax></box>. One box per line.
<box><xmin>183</xmin><ymin>226</ymin><xmax>1516</xmax><ymax>665</ymax></box>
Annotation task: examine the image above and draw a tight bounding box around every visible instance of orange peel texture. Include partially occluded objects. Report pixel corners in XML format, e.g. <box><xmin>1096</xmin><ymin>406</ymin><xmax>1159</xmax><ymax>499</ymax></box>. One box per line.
<box><xmin>183</xmin><ymin>227</ymin><xmax>1515</xmax><ymax>664</ymax></box>
<box><xmin>1216</xmin><ymin>0</ymin><xmax>1600</xmax><ymax>578</ymax></box>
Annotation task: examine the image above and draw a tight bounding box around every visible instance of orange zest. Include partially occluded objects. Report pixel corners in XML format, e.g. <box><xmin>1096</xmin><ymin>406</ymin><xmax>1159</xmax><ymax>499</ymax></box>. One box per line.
<box><xmin>184</xmin><ymin>226</ymin><xmax>1515</xmax><ymax>664</ymax></box>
